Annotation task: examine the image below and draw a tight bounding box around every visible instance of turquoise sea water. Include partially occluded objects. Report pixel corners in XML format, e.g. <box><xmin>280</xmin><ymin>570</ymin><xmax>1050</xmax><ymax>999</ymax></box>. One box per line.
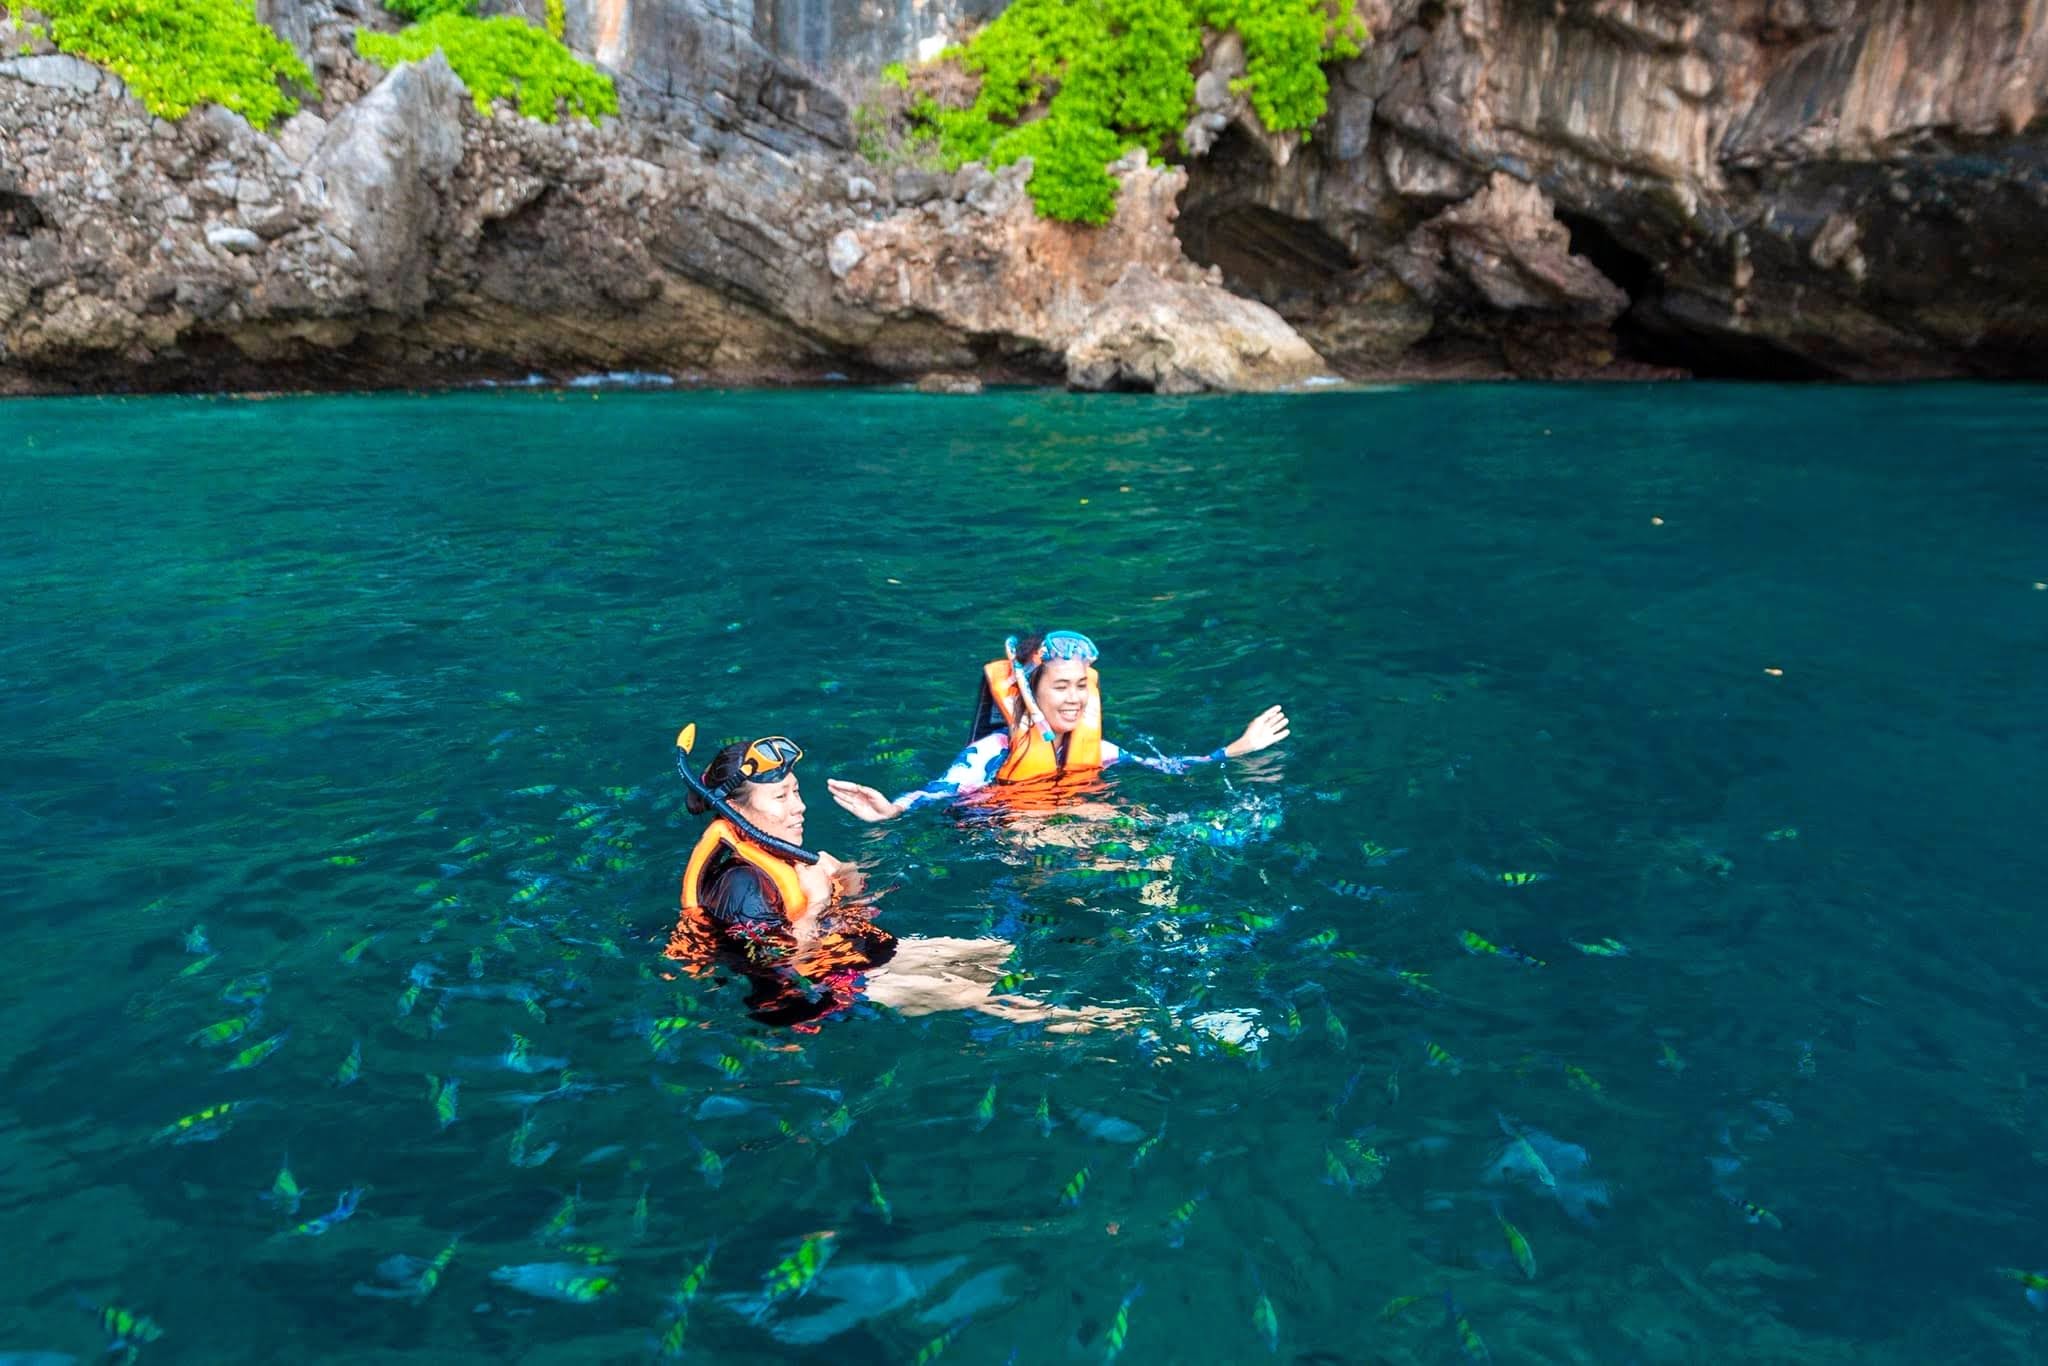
<box><xmin>3</xmin><ymin>384</ymin><xmax>2046</xmax><ymax>1364</ymax></box>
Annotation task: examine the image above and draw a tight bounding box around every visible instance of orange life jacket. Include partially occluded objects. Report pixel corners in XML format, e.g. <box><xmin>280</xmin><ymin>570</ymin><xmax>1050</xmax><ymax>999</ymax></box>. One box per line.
<box><xmin>970</xmin><ymin>657</ymin><xmax>1103</xmax><ymax>806</ymax></box>
<box><xmin>678</xmin><ymin>817</ymin><xmax>810</xmax><ymax>919</ymax></box>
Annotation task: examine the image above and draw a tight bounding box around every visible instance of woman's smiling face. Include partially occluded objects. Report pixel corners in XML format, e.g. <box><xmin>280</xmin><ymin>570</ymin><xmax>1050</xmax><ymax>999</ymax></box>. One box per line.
<box><xmin>1033</xmin><ymin>657</ymin><xmax>1092</xmax><ymax>734</ymax></box>
<box><xmin>733</xmin><ymin>771</ymin><xmax>805</xmax><ymax>845</ymax></box>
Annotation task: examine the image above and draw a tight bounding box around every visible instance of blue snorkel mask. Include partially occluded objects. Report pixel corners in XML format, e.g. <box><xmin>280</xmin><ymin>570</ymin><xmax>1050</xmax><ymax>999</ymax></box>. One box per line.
<box><xmin>1036</xmin><ymin>630</ymin><xmax>1100</xmax><ymax>665</ymax></box>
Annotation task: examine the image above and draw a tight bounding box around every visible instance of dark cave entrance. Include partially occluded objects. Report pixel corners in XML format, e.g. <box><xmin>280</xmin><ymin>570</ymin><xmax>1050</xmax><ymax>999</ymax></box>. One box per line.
<box><xmin>1177</xmin><ymin>202</ymin><xmax>1356</xmax><ymax>303</ymax></box>
<box><xmin>1558</xmin><ymin>210</ymin><xmax>1837</xmax><ymax>380</ymax></box>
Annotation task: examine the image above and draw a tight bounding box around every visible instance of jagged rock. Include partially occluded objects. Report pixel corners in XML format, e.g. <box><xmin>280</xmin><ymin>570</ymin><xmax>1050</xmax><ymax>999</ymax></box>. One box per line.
<box><xmin>276</xmin><ymin>112</ymin><xmax>330</xmax><ymax>165</ymax></box>
<box><xmin>950</xmin><ymin>163</ymin><xmax>994</xmax><ymax>200</ymax></box>
<box><xmin>1194</xmin><ymin>70</ymin><xmax>1233</xmax><ymax>111</ymax></box>
<box><xmin>256</xmin><ymin>0</ymin><xmax>317</xmax><ymax>66</ymax></box>
<box><xmin>481</xmin><ymin>0</ymin><xmax>547</xmax><ymax>22</ymax></box>
<box><xmin>0</xmin><ymin>55</ymin><xmax>103</xmax><ymax>93</ymax></box>
<box><xmin>914</xmin><ymin>371</ymin><xmax>982</xmax><ymax>394</ymax></box>
<box><xmin>1396</xmin><ymin>173</ymin><xmax>1630</xmax><ymax>322</ymax></box>
<box><xmin>1807</xmin><ymin>210</ymin><xmax>1866</xmax><ymax>281</ymax></box>
<box><xmin>1066</xmin><ymin>264</ymin><xmax>1325</xmax><ymax>393</ymax></box>
<box><xmin>308</xmin><ymin>53</ymin><xmax>466</xmax><ymax>313</ymax></box>
<box><xmin>1380</xmin><ymin>132</ymin><xmax>1478</xmax><ymax>202</ymax></box>
<box><xmin>964</xmin><ymin>161</ymin><xmax>1026</xmax><ymax>214</ymax></box>
<box><xmin>190</xmin><ymin>169</ymin><xmax>243</xmax><ymax>208</ymax></box>
<box><xmin>826</xmin><ymin>228</ymin><xmax>865</xmax><ymax>279</ymax></box>
<box><xmin>891</xmin><ymin>168</ymin><xmax>947</xmax><ymax>204</ymax></box>
<box><xmin>206</xmin><ymin>225</ymin><xmax>265</xmax><ymax>255</ymax></box>
<box><xmin>835</xmin><ymin>157</ymin><xmax>1326</xmax><ymax>392</ymax></box>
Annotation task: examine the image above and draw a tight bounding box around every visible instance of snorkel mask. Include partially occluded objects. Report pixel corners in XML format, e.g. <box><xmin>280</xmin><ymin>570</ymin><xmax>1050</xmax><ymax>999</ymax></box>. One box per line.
<box><xmin>674</xmin><ymin>725</ymin><xmax>820</xmax><ymax>865</ymax></box>
<box><xmin>731</xmin><ymin>735</ymin><xmax>803</xmax><ymax>790</ymax></box>
<box><xmin>1035</xmin><ymin>630</ymin><xmax>1100</xmax><ymax>665</ymax></box>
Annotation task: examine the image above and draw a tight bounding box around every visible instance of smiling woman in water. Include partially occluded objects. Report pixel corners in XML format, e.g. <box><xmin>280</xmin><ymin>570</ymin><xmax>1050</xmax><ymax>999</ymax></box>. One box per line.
<box><xmin>827</xmin><ymin>629</ymin><xmax>1289</xmax><ymax>821</ymax></box>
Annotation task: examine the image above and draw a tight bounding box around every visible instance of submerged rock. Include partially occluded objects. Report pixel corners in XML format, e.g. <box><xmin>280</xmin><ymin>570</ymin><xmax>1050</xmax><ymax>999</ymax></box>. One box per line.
<box><xmin>716</xmin><ymin>1256</ymin><xmax>974</xmax><ymax>1344</ymax></box>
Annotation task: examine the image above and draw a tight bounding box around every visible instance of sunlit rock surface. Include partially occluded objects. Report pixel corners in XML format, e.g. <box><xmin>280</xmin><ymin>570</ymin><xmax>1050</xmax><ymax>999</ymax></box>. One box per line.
<box><xmin>1</xmin><ymin>0</ymin><xmax>2042</xmax><ymax>391</ymax></box>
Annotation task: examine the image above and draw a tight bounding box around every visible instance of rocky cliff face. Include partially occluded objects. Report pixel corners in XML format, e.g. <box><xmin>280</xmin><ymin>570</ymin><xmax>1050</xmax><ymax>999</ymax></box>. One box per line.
<box><xmin>1</xmin><ymin>0</ymin><xmax>2043</xmax><ymax>393</ymax></box>
<box><xmin>1179</xmin><ymin>0</ymin><xmax>2048</xmax><ymax>378</ymax></box>
<box><xmin>1</xmin><ymin>0</ymin><xmax>1315</xmax><ymax>392</ymax></box>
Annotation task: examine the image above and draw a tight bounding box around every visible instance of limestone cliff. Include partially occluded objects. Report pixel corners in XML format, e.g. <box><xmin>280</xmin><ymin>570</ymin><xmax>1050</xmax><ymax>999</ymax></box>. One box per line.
<box><xmin>1</xmin><ymin>0</ymin><xmax>1316</xmax><ymax>391</ymax></box>
<box><xmin>1</xmin><ymin>0</ymin><xmax>2044</xmax><ymax>393</ymax></box>
<box><xmin>1179</xmin><ymin>0</ymin><xmax>2048</xmax><ymax>379</ymax></box>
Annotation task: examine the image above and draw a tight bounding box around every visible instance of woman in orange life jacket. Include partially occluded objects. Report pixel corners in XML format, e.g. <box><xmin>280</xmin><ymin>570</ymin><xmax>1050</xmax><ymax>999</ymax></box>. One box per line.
<box><xmin>669</xmin><ymin>727</ymin><xmax>1135</xmax><ymax>1032</ymax></box>
<box><xmin>826</xmin><ymin>629</ymin><xmax>1290</xmax><ymax>824</ymax></box>
<box><xmin>668</xmin><ymin>729</ymin><xmax>892</xmax><ymax>1028</ymax></box>
<box><xmin>674</xmin><ymin>730</ymin><xmax>860</xmax><ymax>931</ymax></box>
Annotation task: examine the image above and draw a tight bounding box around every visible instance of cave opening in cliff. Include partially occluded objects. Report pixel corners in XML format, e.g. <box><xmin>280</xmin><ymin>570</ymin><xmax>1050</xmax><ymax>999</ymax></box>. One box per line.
<box><xmin>1558</xmin><ymin>212</ymin><xmax>1653</xmax><ymax>302</ymax></box>
<box><xmin>1557</xmin><ymin>210</ymin><xmax>1833</xmax><ymax>380</ymax></box>
<box><xmin>1177</xmin><ymin>202</ymin><xmax>1356</xmax><ymax>304</ymax></box>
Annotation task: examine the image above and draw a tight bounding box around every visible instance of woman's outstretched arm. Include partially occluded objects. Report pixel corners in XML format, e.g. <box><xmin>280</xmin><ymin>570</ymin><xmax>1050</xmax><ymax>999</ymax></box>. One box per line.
<box><xmin>1106</xmin><ymin>704</ymin><xmax>1291</xmax><ymax>773</ymax></box>
<box><xmin>828</xmin><ymin>733</ymin><xmax>1009</xmax><ymax>822</ymax></box>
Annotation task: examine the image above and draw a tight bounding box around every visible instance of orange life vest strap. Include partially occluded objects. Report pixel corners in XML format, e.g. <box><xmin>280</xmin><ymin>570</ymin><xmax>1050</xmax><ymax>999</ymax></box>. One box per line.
<box><xmin>679</xmin><ymin>818</ymin><xmax>809</xmax><ymax>919</ymax></box>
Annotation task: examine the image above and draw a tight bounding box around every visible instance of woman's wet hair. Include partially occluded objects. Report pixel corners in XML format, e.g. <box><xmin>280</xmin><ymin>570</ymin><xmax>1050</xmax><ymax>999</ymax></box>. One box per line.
<box><xmin>685</xmin><ymin>741</ymin><xmax>752</xmax><ymax>815</ymax></box>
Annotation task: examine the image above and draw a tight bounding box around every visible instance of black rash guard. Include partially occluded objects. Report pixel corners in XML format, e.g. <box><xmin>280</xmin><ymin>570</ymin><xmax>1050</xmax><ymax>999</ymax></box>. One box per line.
<box><xmin>697</xmin><ymin>848</ymin><xmax>785</xmax><ymax>928</ymax></box>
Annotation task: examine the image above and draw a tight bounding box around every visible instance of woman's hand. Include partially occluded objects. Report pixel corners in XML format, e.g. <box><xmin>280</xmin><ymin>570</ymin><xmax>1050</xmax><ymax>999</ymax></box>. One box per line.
<box><xmin>826</xmin><ymin>779</ymin><xmax>904</xmax><ymax>823</ymax></box>
<box><xmin>1224</xmin><ymin>704</ymin><xmax>1291</xmax><ymax>758</ymax></box>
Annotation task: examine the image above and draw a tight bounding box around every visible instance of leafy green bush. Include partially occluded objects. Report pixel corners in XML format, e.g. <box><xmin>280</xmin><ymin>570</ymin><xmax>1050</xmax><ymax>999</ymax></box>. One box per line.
<box><xmin>27</xmin><ymin>0</ymin><xmax>313</xmax><ymax>128</ymax></box>
<box><xmin>988</xmin><ymin>114</ymin><xmax>1125</xmax><ymax>223</ymax></box>
<box><xmin>544</xmin><ymin>0</ymin><xmax>564</xmax><ymax>41</ymax></box>
<box><xmin>356</xmin><ymin>12</ymin><xmax>616</xmax><ymax>123</ymax></box>
<box><xmin>383</xmin><ymin>0</ymin><xmax>477</xmax><ymax>19</ymax></box>
<box><xmin>1202</xmin><ymin>0</ymin><xmax>1367</xmax><ymax>134</ymax></box>
<box><xmin>886</xmin><ymin>0</ymin><xmax>1365</xmax><ymax>223</ymax></box>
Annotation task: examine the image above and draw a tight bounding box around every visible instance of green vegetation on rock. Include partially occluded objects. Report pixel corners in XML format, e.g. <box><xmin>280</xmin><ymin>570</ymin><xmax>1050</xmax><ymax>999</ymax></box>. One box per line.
<box><xmin>17</xmin><ymin>0</ymin><xmax>312</xmax><ymax>129</ymax></box>
<box><xmin>357</xmin><ymin>8</ymin><xmax>615</xmax><ymax>124</ymax></box>
<box><xmin>382</xmin><ymin>0</ymin><xmax>474</xmax><ymax>18</ymax></box>
<box><xmin>878</xmin><ymin>0</ymin><xmax>1366</xmax><ymax>224</ymax></box>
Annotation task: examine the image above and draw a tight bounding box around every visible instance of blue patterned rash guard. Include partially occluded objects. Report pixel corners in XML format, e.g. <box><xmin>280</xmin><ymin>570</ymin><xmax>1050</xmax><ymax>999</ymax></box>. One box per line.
<box><xmin>890</xmin><ymin>734</ymin><xmax>1227</xmax><ymax>812</ymax></box>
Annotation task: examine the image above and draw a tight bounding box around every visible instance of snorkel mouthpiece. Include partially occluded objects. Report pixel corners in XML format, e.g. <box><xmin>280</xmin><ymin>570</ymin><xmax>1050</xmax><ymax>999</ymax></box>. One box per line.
<box><xmin>674</xmin><ymin>723</ymin><xmax>820</xmax><ymax>865</ymax></box>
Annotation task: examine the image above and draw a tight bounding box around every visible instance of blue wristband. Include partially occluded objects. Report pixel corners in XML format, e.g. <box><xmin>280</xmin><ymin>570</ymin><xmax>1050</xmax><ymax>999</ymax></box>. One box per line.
<box><xmin>1209</xmin><ymin>747</ymin><xmax>1228</xmax><ymax>762</ymax></box>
